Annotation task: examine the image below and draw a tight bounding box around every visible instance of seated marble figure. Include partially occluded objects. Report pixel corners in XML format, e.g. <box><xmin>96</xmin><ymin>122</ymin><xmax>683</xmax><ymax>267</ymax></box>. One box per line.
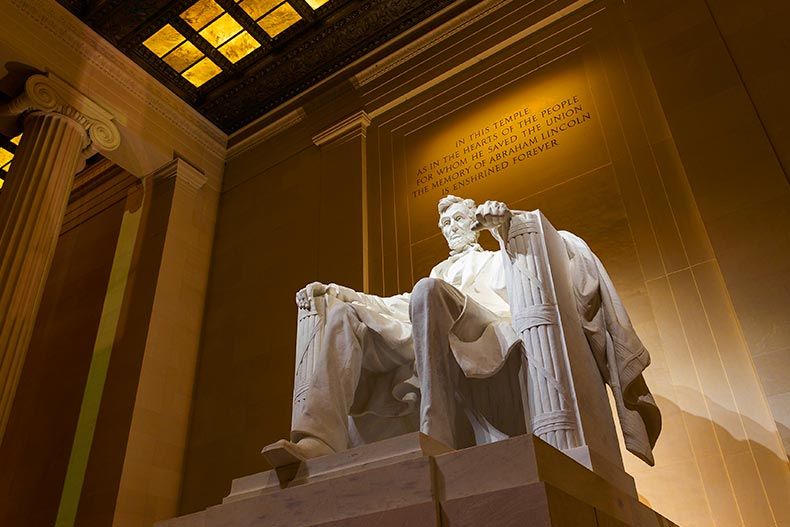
<box><xmin>263</xmin><ymin>196</ymin><xmax>661</xmax><ymax>468</ymax></box>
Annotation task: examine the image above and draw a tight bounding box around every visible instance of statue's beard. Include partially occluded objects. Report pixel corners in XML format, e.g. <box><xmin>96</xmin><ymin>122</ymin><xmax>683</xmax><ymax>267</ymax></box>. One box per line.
<box><xmin>446</xmin><ymin>231</ymin><xmax>478</xmax><ymax>255</ymax></box>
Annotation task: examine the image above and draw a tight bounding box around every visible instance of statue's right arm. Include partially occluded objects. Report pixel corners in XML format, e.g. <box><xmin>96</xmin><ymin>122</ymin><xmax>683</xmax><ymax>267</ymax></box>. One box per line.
<box><xmin>296</xmin><ymin>281</ymin><xmax>410</xmax><ymax>318</ymax></box>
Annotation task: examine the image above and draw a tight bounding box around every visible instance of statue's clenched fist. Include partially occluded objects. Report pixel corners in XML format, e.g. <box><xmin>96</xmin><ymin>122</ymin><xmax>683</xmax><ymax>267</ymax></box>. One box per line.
<box><xmin>474</xmin><ymin>200</ymin><xmax>512</xmax><ymax>231</ymax></box>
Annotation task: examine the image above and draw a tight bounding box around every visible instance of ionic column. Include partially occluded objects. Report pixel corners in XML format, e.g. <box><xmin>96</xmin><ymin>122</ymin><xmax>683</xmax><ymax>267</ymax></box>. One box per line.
<box><xmin>0</xmin><ymin>73</ymin><xmax>120</xmax><ymax>443</ymax></box>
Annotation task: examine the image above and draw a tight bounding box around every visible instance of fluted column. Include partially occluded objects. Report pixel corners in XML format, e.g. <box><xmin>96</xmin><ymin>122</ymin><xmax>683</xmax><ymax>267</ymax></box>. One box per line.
<box><xmin>0</xmin><ymin>73</ymin><xmax>120</xmax><ymax>444</ymax></box>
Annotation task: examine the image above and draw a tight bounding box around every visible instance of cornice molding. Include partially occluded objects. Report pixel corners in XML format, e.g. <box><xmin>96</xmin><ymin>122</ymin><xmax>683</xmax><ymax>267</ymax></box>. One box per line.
<box><xmin>367</xmin><ymin>0</ymin><xmax>598</xmax><ymax>119</ymax></box>
<box><xmin>1</xmin><ymin>73</ymin><xmax>121</xmax><ymax>157</ymax></box>
<box><xmin>227</xmin><ymin>108</ymin><xmax>307</xmax><ymax>160</ymax></box>
<box><xmin>351</xmin><ymin>0</ymin><xmax>513</xmax><ymax>88</ymax></box>
<box><xmin>9</xmin><ymin>0</ymin><xmax>227</xmax><ymax>161</ymax></box>
<box><xmin>150</xmin><ymin>158</ymin><xmax>208</xmax><ymax>192</ymax></box>
<box><xmin>312</xmin><ymin>111</ymin><xmax>372</xmax><ymax>147</ymax></box>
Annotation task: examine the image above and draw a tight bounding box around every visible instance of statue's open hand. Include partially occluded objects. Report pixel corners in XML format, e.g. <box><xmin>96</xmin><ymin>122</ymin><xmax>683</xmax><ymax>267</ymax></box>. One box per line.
<box><xmin>474</xmin><ymin>200</ymin><xmax>512</xmax><ymax>231</ymax></box>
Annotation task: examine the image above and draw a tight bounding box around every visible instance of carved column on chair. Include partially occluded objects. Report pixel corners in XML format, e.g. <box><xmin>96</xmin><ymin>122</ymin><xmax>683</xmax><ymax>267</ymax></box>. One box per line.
<box><xmin>501</xmin><ymin>212</ymin><xmax>581</xmax><ymax>451</ymax></box>
<box><xmin>0</xmin><ymin>73</ymin><xmax>121</xmax><ymax>444</ymax></box>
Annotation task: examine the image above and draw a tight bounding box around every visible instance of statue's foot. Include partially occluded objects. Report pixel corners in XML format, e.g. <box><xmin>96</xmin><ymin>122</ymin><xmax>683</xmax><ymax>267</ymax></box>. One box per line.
<box><xmin>261</xmin><ymin>436</ymin><xmax>334</xmax><ymax>468</ymax></box>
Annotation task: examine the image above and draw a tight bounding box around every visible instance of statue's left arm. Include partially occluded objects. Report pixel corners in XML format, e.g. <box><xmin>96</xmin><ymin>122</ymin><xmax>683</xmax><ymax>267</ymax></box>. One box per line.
<box><xmin>473</xmin><ymin>200</ymin><xmax>512</xmax><ymax>243</ymax></box>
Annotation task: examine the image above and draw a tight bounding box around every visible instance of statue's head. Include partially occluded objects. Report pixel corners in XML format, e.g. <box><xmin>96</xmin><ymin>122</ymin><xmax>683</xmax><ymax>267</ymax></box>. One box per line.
<box><xmin>438</xmin><ymin>195</ymin><xmax>478</xmax><ymax>254</ymax></box>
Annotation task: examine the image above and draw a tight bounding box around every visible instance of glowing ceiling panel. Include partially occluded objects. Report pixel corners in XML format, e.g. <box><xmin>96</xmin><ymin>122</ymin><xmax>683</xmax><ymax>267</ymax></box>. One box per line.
<box><xmin>305</xmin><ymin>0</ymin><xmax>330</xmax><ymax>9</ymax></box>
<box><xmin>258</xmin><ymin>3</ymin><xmax>301</xmax><ymax>37</ymax></box>
<box><xmin>199</xmin><ymin>13</ymin><xmax>244</xmax><ymax>47</ymax></box>
<box><xmin>183</xmin><ymin>57</ymin><xmax>223</xmax><ymax>87</ymax></box>
<box><xmin>0</xmin><ymin>134</ymin><xmax>22</xmax><ymax>189</ymax></box>
<box><xmin>181</xmin><ymin>0</ymin><xmax>225</xmax><ymax>31</ymax></box>
<box><xmin>163</xmin><ymin>41</ymin><xmax>205</xmax><ymax>72</ymax></box>
<box><xmin>218</xmin><ymin>31</ymin><xmax>261</xmax><ymax>62</ymax></box>
<box><xmin>142</xmin><ymin>24</ymin><xmax>184</xmax><ymax>57</ymax></box>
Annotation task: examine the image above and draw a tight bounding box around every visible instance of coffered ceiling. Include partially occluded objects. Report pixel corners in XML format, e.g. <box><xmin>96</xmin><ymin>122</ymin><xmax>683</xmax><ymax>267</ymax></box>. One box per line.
<box><xmin>55</xmin><ymin>0</ymin><xmax>461</xmax><ymax>134</ymax></box>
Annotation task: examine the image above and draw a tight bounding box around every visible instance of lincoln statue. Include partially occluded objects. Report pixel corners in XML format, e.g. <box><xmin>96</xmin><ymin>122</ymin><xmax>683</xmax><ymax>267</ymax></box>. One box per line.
<box><xmin>263</xmin><ymin>196</ymin><xmax>661</xmax><ymax>469</ymax></box>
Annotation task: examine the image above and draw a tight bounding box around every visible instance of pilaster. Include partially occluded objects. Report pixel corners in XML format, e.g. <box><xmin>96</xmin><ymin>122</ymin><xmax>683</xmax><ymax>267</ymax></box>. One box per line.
<box><xmin>312</xmin><ymin>111</ymin><xmax>372</xmax><ymax>292</ymax></box>
<box><xmin>112</xmin><ymin>158</ymin><xmax>211</xmax><ymax>527</ymax></box>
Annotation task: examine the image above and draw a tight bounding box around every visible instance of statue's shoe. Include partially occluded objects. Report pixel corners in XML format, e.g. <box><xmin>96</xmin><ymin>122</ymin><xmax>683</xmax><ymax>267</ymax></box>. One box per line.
<box><xmin>261</xmin><ymin>437</ymin><xmax>334</xmax><ymax>468</ymax></box>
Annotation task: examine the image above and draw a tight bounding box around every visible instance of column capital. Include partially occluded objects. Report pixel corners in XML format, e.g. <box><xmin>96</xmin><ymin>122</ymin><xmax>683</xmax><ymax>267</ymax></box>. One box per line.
<box><xmin>0</xmin><ymin>72</ymin><xmax>121</xmax><ymax>156</ymax></box>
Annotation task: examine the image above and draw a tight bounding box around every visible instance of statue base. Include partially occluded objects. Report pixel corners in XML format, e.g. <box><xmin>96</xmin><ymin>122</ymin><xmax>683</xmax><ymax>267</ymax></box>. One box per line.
<box><xmin>156</xmin><ymin>433</ymin><xmax>678</xmax><ymax>527</ymax></box>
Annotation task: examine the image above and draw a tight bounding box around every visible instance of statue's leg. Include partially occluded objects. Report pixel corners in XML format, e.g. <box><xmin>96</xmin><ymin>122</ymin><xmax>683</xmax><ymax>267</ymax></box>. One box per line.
<box><xmin>290</xmin><ymin>302</ymin><xmax>369</xmax><ymax>452</ymax></box>
<box><xmin>410</xmin><ymin>277</ymin><xmax>469</xmax><ymax>448</ymax></box>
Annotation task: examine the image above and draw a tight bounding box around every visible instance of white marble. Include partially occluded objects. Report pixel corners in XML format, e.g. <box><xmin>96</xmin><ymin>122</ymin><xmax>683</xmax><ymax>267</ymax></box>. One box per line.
<box><xmin>158</xmin><ymin>434</ymin><xmax>678</xmax><ymax>527</ymax></box>
<box><xmin>264</xmin><ymin>196</ymin><xmax>660</xmax><ymax>479</ymax></box>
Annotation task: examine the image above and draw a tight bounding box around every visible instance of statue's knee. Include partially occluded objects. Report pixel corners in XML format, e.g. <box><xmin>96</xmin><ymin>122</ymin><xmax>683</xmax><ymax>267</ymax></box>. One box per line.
<box><xmin>412</xmin><ymin>277</ymin><xmax>449</xmax><ymax>306</ymax></box>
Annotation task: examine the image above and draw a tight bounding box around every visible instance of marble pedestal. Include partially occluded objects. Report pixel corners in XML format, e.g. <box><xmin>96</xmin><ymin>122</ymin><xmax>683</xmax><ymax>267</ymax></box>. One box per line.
<box><xmin>157</xmin><ymin>433</ymin><xmax>677</xmax><ymax>527</ymax></box>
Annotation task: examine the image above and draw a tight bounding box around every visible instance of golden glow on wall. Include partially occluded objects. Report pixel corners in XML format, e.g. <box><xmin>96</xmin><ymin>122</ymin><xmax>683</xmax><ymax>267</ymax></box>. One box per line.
<box><xmin>142</xmin><ymin>0</ymin><xmax>336</xmax><ymax>88</ymax></box>
<box><xmin>404</xmin><ymin>56</ymin><xmax>606</xmax><ymax>242</ymax></box>
<box><xmin>0</xmin><ymin>134</ymin><xmax>22</xmax><ymax>189</ymax></box>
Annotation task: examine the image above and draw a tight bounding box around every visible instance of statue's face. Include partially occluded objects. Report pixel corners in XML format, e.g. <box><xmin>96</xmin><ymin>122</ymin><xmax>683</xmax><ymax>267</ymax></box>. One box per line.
<box><xmin>439</xmin><ymin>202</ymin><xmax>477</xmax><ymax>253</ymax></box>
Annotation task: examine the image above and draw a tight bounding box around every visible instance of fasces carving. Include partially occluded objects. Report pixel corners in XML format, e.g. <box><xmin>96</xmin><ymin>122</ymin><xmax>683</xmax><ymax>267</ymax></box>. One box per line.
<box><xmin>263</xmin><ymin>195</ymin><xmax>661</xmax><ymax>473</ymax></box>
<box><xmin>502</xmin><ymin>212</ymin><xmax>581</xmax><ymax>450</ymax></box>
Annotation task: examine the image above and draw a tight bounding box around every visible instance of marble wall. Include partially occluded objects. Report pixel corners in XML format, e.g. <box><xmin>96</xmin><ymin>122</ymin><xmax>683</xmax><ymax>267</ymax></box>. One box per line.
<box><xmin>187</xmin><ymin>1</ymin><xmax>790</xmax><ymax>525</ymax></box>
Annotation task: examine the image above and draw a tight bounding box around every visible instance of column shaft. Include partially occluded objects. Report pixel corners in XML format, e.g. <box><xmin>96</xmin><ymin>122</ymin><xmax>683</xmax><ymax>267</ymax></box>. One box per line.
<box><xmin>0</xmin><ymin>110</ymin><xmax>87</xmax><ymax>441</ymax></box>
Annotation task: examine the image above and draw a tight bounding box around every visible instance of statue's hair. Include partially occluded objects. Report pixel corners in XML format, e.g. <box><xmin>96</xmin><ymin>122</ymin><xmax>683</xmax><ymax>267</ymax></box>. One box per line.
<box><xmin>437</xmin><ymin>195</ymin><xmax>479</xmax><ymax>245</ymax></box>
<box><xmin>437</xmin><ymin>195</ymin><xmax>476</xmax><ymax>217</ymax></box>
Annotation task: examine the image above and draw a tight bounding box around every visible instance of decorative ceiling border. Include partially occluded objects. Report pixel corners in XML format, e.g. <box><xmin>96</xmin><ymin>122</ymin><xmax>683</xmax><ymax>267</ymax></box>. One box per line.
<box><xmin>10</xmin><ymin>0</ymin><xmax>228</xmax><ymax>161</ymax></box>
<box><xmin>201</xmin><ymin>0</ymin><xmax>457</xmax><ymax>132</ymax></box>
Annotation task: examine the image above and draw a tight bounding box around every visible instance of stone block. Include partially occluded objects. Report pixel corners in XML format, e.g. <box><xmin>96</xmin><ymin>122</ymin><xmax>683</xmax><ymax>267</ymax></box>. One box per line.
<box><xmin>158</xmin><ymin>433</ymin><xmax>678</xmax><ymax>527</ymax></box>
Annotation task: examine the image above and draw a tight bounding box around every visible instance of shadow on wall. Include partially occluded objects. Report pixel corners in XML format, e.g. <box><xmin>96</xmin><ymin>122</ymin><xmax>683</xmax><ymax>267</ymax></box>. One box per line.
<box><xmin>638</xmin><ymin>392</ymin><xmax>790</xmax><ymax>526</ymax></box>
